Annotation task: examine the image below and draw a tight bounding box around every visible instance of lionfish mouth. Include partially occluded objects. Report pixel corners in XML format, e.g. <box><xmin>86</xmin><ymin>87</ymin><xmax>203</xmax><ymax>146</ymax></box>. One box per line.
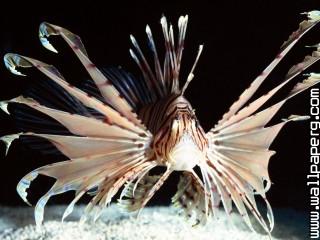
<box><xmin>170</xmin><ymin>133</ymin><xmax>203</xmax><ymax>171</ymax></box>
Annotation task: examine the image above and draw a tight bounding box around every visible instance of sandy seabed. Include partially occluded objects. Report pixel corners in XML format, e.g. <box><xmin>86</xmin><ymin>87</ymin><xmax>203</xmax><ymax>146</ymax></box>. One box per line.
<box><xmin>0</xmin><ymin>205</ymin><xmax>307</xmax><ymax>240</ymax></box>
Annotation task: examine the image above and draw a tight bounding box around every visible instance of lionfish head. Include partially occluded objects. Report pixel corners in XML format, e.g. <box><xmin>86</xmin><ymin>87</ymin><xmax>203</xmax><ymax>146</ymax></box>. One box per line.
<box><xmin>168</xmin><ymin>99</ymin><xmax>206</xmax><ymax>171</ymax></box>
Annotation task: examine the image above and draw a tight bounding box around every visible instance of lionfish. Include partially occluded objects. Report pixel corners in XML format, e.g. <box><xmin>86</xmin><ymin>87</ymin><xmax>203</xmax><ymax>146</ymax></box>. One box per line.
<box><xmin>1</xmin><ymin>10</ymin><xmax>320</xmax><ymax>236</ymax></box>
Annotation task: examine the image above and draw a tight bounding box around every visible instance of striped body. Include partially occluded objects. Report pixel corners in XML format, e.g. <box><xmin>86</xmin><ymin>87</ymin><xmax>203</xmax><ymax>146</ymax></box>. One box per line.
<box><xmin>2</xmin><ymin>11</ymin><xmax>320</xmax><ymax>237</ymax></box>
<box><xmin>140</xmin><ymin>94</ymin><xmax>208</xmax><ymax>170</ymax></box>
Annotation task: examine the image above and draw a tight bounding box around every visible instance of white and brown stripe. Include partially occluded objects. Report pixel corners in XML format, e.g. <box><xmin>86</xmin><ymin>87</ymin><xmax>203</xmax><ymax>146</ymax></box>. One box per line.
<box><xmin>140</xmin><ymin>94</ymin><xmax>208</xmax><ymax>165</ymax></box>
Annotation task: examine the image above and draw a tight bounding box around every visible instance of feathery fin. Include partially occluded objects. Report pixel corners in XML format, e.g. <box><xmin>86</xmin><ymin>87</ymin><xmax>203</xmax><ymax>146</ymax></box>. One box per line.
<box><xmin>3</xmin><ymin>53</ymin><xmax>149</xmax><ymax>135</ymax></box>
<box><xmin>39</xmin><ymin>22</ymin><xmax>144</xmax><ymax>128</ymax></box>
<box><xmin>0</xmin><ymin>133</ymin><xmax>22</xmax><ymax>156</ymax></box>
<box><xmin>172</xmin><ymin>172</ymin><xmax>212</xmax><ymax>226</ymax></box>
<box><xmin>0</xmin><ymin>100</ymin><xmax>10</xmax><ymax>115</ymax></box>
<box><xmin>216</xmin><ymin>11</ymin><xmax>320</xmax><ymax>128</ymax></box>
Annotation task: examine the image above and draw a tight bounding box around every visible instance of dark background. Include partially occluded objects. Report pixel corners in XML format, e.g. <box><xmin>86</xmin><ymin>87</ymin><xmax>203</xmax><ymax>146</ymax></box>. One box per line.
<box><xmin>0</xmin><ymin>0</ymin><xmax>319</xmax><ymax>212</ymax></box>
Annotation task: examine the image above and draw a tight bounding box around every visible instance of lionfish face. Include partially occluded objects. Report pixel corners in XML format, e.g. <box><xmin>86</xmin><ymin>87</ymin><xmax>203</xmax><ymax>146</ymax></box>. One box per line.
<box><xmin>168</xmin><ymin>112</ymin><xmax>204</xmax><ymax>171</ymax></box>
<box><xmin>152</xmin><ymin>96</ymin><xmax>208</xmax><ymax>171</ymax></box>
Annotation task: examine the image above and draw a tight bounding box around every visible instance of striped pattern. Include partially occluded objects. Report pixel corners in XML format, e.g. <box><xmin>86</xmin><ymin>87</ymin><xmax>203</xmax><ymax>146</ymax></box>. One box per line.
<box><xmin>140</xmin><ymin>95</ymin><xmax>207</xmax><ymax>163</ymax></box>
<box><xmin>1</xmin><ymin>11</ymin><xmax>320</xmax><ymax>238</ymax></box>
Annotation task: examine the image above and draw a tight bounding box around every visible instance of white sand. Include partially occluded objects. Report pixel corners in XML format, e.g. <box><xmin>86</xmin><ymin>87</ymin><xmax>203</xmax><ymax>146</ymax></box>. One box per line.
<box><xmin>0</xmin><ymin>205</ymin><xmax>307</xmax><ymax>240</ymax></box>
